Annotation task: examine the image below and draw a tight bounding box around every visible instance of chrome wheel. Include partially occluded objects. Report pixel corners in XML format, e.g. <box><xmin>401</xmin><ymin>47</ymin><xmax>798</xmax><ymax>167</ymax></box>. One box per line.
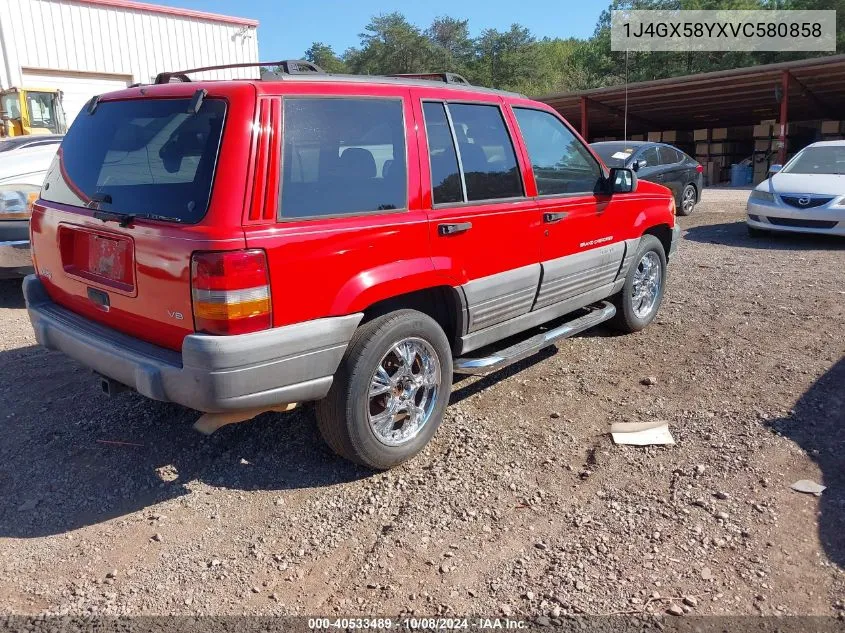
<box><xmin>367</xmin><ymin>337</ymin><xmax>441</xmax><ymax>447</ymax></box>
<box><xmin>631</xmin><ymin>251</ymin><xmax>662</xmax><ymax>319</ymax></box>
<box><xmin>682</xmin><ymin>186</ymin><xmax>696</xmax><ymax>214</ymax></box>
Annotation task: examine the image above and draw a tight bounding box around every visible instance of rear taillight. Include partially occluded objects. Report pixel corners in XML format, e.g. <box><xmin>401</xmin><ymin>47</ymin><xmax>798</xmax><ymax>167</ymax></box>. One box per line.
<box><xmin>695</xmin><ymin>164</ymin><xmax>704</xmax><ymax>173</ymax></box>
<box><xmin>191</xmin><ymin>249</ymin><xmax>272</xmax><ymax>335</ymax></box>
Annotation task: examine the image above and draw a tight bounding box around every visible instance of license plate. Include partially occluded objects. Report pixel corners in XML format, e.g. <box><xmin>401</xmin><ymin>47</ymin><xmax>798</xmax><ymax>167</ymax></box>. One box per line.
<box><xmin>88</xmin><ymin>235</ymin><xmax>127</xmax><ymax>281</ymax></box>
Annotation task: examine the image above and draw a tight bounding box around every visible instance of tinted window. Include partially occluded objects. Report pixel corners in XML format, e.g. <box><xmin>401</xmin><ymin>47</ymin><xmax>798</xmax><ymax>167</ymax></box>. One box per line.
<box><xmin>590</xmin><ymin>142</ymin><xmax>636</xmax><ymax>168</ymax></box>
<box><xmin>514</xmin><ymin>108</ymin><xmax>602</xmax><ymax>195</ymax></box>
<box><xmin>658</xmin><ymin>146</ymin><xmax>682</xmax><ymax>165</ymax></box>
<box><xmin>41</xmin><ymin>98</ymin><xmax>226</xmax><ymax>223</ymax></box>
<box><xmin>638</xmin><ymin>146</ymin><xmax>659</xmax><ymax>168</ymax></box>
<box><xmin>447</xmin><ymin>103</ymin><xmax>522</xmax><ymax>201</ymax></box>
<box><xmin>422</xmin><ymin>102</ymin><xmax>463</xmax><ymax>204</ymax></box>
<box><xmin>281</xmin><ymin>98</ymin><xmax>406</xmax><ymax>218</ymax></box>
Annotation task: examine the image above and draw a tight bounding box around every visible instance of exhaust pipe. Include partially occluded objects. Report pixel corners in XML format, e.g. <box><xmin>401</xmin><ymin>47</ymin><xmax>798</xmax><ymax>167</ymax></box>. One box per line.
<box><xmin>99</xmin><ymin>375</ymin><xmax>129</xmax><ymax>397</ymax></box>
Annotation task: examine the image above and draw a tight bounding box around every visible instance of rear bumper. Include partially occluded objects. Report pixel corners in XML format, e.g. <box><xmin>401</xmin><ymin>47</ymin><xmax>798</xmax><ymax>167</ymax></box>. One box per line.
<box><xmin>0</xmin><ymin>240</ymin><xmax>33</xmax><ymax>275</ymax></box>
<box><xmin>23</xmin><ymin>275</ymin><xmax>363</xmax><ymax>412</ymax></box>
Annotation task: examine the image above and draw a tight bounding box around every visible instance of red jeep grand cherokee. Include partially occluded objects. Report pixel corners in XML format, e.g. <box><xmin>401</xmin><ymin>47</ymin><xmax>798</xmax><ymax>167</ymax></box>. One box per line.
<box><xmin>24</xmin><ymin>62</ymin><xmax>679</xmax><ymax>469</ymax></box>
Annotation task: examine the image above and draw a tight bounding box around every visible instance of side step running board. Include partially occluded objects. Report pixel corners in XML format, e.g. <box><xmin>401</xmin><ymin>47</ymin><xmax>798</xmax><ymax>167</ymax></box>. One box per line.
<box><xmin>453</xmin><ymin>301</ymin><xmax>616</xmax><ymax>376</ymax></box>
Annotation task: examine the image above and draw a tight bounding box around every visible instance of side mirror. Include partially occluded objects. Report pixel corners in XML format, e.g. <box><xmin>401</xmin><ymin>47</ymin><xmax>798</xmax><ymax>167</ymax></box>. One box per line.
<box><xmin>769</xmin><ymin>164</ymin><xmax>782</xmax><ymax>174</ymax></box>
<box><xmin>609</xmin><ymin>167</ymin><xmax>637</xmax><ymax>194</ymax></box>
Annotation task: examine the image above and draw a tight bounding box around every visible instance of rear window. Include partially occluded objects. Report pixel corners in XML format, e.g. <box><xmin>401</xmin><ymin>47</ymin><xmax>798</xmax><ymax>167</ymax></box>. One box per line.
<box><xmin>41</xmin><ymin>97</ymin><xmax>226</xmax><ymax>224</ymax></box>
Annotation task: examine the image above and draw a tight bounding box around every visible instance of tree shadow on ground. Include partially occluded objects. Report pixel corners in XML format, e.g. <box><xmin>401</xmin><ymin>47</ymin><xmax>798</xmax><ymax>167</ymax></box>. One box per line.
<box><xmin>0</xmin><ymin>339</ymin><xmax>376</xmax><ymax>539</ymax></box>
<box><xmin>683</xmin><ymin>221</ymin><xmax>845</xmax><ymax>251</ymax></box>
<box><xmin>0</xmin><ymin>277</ymin><xmax>616</xmax><ymax>539</ymax></box>
<box><xmin>767</xmin><ymin>358</ymin><xmax>845</xmax><ymax>568</ymax></box>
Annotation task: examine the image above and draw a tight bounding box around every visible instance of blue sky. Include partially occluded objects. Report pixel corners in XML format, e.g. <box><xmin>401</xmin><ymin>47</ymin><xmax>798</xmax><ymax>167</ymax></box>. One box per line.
<box><xmin>147</xmin><ymin>0</ymin><xmax>604</xmax><ymax>60</ymax></box>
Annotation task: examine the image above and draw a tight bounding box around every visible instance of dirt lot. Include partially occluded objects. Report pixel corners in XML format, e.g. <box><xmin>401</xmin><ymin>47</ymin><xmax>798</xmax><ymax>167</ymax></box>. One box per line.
<box><xmin>0</xmin><ymin>188</ymin><xmax>843</xmax><ymax>620</ymax></box>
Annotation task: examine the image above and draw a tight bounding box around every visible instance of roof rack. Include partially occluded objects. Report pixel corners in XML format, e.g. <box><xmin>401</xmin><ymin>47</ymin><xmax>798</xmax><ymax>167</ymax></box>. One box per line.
<box><xmin>388</xmin><ymin>72</ymin><xmax>470</xmax><ymax>85</ymax></box>
<box><xmin>154</xmin><ymin>60</ymin><xmax>325</xmax><ymax>84</ymax></box>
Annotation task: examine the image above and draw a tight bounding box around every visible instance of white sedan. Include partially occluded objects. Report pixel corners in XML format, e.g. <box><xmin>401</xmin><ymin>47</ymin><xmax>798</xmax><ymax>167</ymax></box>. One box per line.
<box><xmin>746</xmin><ymin>140</ymin><xmax>845</xmax><ymax>237</ymax></box>
<box><xmin>0</xmin><ymin>144</ymin><xmax>59</xmax><ymax>277</ymax></box>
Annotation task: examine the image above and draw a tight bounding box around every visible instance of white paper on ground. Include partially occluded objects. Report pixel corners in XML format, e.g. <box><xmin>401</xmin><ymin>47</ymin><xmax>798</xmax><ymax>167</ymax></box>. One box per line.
<box><xmin>790</xmin><ymin>479</ymin><xmax>826</xmax><ymax>495</ymax></box>
<box><xmin>610</xmin><ymin>420</ymin><xmax>675</xmax><ymax>446</ymax></box>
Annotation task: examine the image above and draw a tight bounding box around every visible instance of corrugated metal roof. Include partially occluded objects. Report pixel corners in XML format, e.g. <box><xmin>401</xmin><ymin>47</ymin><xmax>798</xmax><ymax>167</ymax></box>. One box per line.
<box><xmin>537</xmin><ymin>55</ymin><xmax>845</xmax><ymax>136</ymax></box>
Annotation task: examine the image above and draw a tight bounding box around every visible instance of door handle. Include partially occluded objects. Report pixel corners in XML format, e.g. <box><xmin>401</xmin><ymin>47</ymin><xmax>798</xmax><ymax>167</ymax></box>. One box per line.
<box><xmin>543</xmin><ymin>212</ymin><xmax>568</xmax><ymax>223</ymax></box>
<box><xmin>438</xmin><ymin>222</ymin><xmax>472</xmax><ymax>236</ymax></box>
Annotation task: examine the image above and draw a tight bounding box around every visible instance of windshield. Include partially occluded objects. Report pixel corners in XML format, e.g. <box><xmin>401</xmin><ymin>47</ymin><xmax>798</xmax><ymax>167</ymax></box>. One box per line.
<box><xmin>40</xmin><ymin>97</ymin><xmax>226</xmax><ymax>223</ymax></box>
<box><xmin>782</xmin><ymin>145</ymin><xmax>845</xmax><ymax>175</ymax></box>
<box><xmin>26</xmin><ymin>92</ymin><xmax>62</xmax><ymax>133</ymax></box>
<box><xmin>591</xmin><ymin>142</ymin><xmax>636</xmax><ymax>168</ymax></box>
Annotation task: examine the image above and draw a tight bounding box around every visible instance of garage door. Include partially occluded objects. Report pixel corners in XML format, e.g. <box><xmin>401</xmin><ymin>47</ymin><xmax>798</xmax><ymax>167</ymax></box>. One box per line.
<box><xmin>21</xmin><ymin>70</ymin><xmax>131</xmax><ymax>128</ymax></box>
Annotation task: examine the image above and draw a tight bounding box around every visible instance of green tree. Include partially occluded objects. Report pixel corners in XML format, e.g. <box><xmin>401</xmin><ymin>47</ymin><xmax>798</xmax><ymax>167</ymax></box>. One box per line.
<box><xmin>426</xmin><ymin>16</ymin><xmax>475</xmax><ymax>76</ymax></box>
<box><xmin>346</xmin><ymin>13</ymin><xmax>436</xmax><ymax>75</ymax></box>
<box><xmin>304</xmin><ymin>42</ymin><xmax>348</xmax><ymax>73</ymax></box>
<box><xmin>473</xmin><ymin>25</ymin><xmax>542</xmax><ymax>92</ymax></box>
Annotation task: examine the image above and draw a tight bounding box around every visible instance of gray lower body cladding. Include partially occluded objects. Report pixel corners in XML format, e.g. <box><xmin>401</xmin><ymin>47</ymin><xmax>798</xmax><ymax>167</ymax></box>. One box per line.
<box><xmin>457</xmin><ymin>238</ymin><xmax>643</xmax><ymax>355</ymax></box>
<box><xmin>534</xmin><ymin>241</ymin><xmax>627</xmax><ymax>311</ymax></box>
<box><xmin>23</xmin><ymin>275</ymin><xmax>362</xmax><ymax>413</ymax></box>
<box><xmin>462</xmin><ymin>263</ymin><xmax>541</xmax><ymax>332</ymax></box>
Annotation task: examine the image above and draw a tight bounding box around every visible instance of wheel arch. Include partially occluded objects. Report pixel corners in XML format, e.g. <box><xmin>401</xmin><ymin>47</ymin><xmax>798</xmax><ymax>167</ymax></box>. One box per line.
<box><xmin>360</xmin><ymin>285</ymin><xmax>465</xmax><ymax>352</ymax></box>
<box><xmin>642</xmin><ymin>223</ymin><xmax>673</xmax><ymax>260</ymax></box>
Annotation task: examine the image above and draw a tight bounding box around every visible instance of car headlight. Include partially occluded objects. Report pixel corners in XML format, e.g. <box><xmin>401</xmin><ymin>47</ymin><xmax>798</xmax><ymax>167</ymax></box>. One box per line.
<box><xmin>749</xmin><ymin>190</ymin><xmax>775</xmax><ymax>203</ymax></box>
<box><xmin>0</xmin><ymin>183</ymin><xmax>40</xmax><ymax>220</ymax></box>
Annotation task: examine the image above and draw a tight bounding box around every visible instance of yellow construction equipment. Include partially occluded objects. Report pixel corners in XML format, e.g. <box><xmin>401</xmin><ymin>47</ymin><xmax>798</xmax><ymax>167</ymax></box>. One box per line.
<box><xmin>0</xmin><ymin>87</ymin><xmax>67</xmax><ymax>137</ymax></box>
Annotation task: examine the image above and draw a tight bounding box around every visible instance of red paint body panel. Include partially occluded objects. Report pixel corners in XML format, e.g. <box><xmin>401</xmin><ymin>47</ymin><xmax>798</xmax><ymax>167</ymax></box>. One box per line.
<box><xmin>31</xmin><ymin>77</ymin><xmax>676</xmax><ymax>353</ymax></box>
<box><xmin>410</xmin><ymin>91</ymin><xmax>542</xmax><ymax>286</ymax></box>
<box><xmin>30</xmin><ymin>83</ymin><xmax>256</xmax><ymax>351</ymax></box>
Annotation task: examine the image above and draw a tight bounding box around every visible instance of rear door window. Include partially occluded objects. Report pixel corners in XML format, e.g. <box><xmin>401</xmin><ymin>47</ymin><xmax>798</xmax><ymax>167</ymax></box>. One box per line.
<box><xmin>41</xmin><ymin>97</ymin><xmax>226</xmax><ymax>223</ymax></box>
<box><xmin>422</xmin><ymin>102</ymin><xmax>463</xmax><ymax>204</ymax></box>
<box><xmin>280</xmin><ymin>98</ymin><xmax>407</xmax><ymax>219</ymax></box>
<box><xmin>447</xmin><ymin>103</ymin><xmax>522</xmax><ymax>201</ymax></box>
<box><xmin>658</xmin><ymin>146</ymin><xmax>682</xmax><ymax>165</ymax></box>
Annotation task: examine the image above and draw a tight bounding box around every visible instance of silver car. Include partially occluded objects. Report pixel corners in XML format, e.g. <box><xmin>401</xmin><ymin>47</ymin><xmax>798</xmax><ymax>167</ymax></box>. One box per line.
<box><xmin>746</xmin><ymin>141</ymin><xmax>845</xmax><ymax>238</ymax></box>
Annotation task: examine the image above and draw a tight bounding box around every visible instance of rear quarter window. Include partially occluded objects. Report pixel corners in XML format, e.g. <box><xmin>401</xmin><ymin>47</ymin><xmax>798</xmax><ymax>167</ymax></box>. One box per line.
<box><xmin>280</xmin><ymin>97</ymin><xmax>407</xmax><ymax>219</ymax></box>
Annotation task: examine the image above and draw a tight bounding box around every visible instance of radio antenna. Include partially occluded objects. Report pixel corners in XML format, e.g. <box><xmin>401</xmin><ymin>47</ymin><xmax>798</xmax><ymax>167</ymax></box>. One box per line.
<box><xmin>624</xmin><ymin>49</ymin><xmax>629</xmax><ymax>143</ymax></box>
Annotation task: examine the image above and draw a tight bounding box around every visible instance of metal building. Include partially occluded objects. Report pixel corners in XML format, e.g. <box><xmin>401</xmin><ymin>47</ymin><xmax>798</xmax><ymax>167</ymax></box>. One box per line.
<box><xmin>0</xmin><ymin>0</ymin><xmax>259</xmax><ymax>126</ymax></box>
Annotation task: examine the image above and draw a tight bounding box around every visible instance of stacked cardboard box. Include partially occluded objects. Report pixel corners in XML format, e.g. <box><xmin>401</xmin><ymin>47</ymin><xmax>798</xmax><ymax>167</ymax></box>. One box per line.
<box><xmin>821</xmin><ymin>120</ymin><xmax>844</xmax><ymax>140</ymax></box>
<box><xmin>751</xmin><ymin>119</ymin><xmax>776</xmax><ymax>185</ymax></box>
<box><xmin>661</xmin><ymin>130</ymin><xmax>692</xmax><ymax>143</ymax></box>
<box><xmin>752</xmin><ymin>154</ymin><xmax>770</xmax><ymax>185</ymax></box>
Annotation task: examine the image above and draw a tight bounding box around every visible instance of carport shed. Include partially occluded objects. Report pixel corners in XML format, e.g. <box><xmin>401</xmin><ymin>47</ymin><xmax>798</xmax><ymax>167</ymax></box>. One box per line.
<box><xmin>538</xmin><ymin>55</ymin><xmax>845</xmax><ymax>185</ymax></box>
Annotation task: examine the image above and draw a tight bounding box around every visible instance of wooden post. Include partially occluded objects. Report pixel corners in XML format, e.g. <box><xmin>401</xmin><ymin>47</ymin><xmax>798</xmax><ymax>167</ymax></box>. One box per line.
<box><xmin>778</xmin><ymin>70</ymin><xmax>789</xmax><ymax>165</ymax></box>
<box><xmin>580</xmin><ymin>96</ymin><xmax>589</xmax><ymax>141</ymax></box>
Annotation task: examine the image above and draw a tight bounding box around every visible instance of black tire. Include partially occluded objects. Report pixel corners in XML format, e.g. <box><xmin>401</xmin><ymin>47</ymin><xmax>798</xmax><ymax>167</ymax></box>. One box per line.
<box><xmin>677</xmin><ymin>184</ymin><xmax>697</xmax><ymax>216</ymax></box>
<box><xmin>610</xmin><ymin>234</ymin><xmax>667</xmax><ymax>333</ymax></box>
<box><xmin>747</xmin><ymin>225</ymin><xmax>769</xmax><ymax>238</ymax></box>
<box><xmin>315</xmin><ymin>309</ymin><xmax>453</xmax><ymax>470</ymax></box>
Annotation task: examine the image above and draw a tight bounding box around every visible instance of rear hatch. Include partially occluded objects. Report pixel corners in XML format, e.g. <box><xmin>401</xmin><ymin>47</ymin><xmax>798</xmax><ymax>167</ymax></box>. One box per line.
<box><xmin>31</xmin><ymin>84</ymin><xmax>254</xmax><ymax>351</ymax></box>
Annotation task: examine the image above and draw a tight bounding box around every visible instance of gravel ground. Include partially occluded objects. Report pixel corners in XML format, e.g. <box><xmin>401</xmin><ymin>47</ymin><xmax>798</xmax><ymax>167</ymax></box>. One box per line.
<box><xmin>0</xmin><ymin>188</ymin><xmax>843</xmax><ymax>620</ymax></box>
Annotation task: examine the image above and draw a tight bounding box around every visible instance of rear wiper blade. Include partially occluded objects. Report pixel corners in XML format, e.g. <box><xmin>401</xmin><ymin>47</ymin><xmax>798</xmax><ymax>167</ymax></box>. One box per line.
<box><xmin>134</xmin><ymin>213</ymin><xmax>183</xmax><ymax>223</ymax></box>
<box><xmin>92</xmin><ymin>209</ymin><xmax>136</xmax><ymax>228</ymax></box>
